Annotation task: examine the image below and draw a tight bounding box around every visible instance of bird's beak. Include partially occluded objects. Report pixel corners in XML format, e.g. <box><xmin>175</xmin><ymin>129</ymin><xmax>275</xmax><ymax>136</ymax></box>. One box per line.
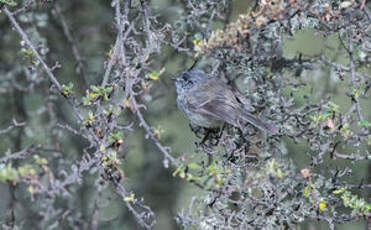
<box><xmin>171</xmin><ymin>76</ymin><xmax>178</xmax><ymax>81</ymax></box>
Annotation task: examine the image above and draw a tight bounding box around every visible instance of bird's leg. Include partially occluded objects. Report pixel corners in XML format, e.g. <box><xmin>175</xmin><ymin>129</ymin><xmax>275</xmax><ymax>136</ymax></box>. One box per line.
<box><xmin>189</xmin><ymin>124</ymin><xmax>204</xmax><ymax>138</ymax></box>
<box><xmin>205</xmin><ymin>126</ymin><xmax>224</xmax><ymax>146</ymax></box>
<box><xmin>234</xmin><ymin>127</ymin><xmax>259</xmax><ymax>162</ymax></box>
<box><xmin>200</xmin><ymin>129</ymin><xmax>212</xmax><ymax>145</ymax></box>
<box><xmin>214</xmin><ymin>124</ymin><xmax>226</xmax><ymax>145</ymax></box>
<box><xmin>200</xmin><ymin>127</ymin><xmax>221</xmax><ymax>146</ymax></box>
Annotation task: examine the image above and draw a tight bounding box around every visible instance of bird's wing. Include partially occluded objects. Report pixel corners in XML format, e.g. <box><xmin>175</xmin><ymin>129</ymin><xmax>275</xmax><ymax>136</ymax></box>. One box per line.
<box><xmin>232</xmin><ymin>88</ymin><xmax>255</xmax><ymax>112</ymax></box>
<box><xmin>239</xmin><ymin>109</ymin><xmax>279</xmax><ymax>134</ymax></box>
<box><xmin>186</xmin><ymin>85</ymin><xmax>240</xmax><ymax>127</ymax></box>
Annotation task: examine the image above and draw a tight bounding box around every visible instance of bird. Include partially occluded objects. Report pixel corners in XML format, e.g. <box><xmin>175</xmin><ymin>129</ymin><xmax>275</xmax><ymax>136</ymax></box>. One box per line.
<box><xmin>172</xmin><ymin>69</ymin><xmax>278</xmax><ymax>134</ymax></box>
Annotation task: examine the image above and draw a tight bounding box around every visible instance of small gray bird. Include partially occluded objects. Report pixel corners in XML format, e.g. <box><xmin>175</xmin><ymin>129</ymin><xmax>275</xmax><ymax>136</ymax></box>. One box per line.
<box><xmin>172</xmin><ymin>69</ymin><xmax>278</xmax><ymax>134</ymax></box>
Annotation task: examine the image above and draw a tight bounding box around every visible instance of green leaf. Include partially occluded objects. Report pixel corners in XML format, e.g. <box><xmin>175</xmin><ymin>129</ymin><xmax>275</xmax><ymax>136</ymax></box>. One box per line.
<box><xmin>62</xmin><ymin>82</ymin><xmax>74</xmax><ymax>95</ymax></box>
<box><xmin>359</xmin><ymin>120</ymin><xmax>371</xmax><ymax>127</ymax></box>
<box><xmin>0</xmin><ymin>0</ymin><xmax>18</xmax><ymax>7</ymax></box>
<box><xmin>90</xmin><ymin>85</ymin><xmax>99</xmax><ymax>93</ymax></box>
<box><xmin>303</xmin><ymin>185</ymin><xmax>312</xmax><ymax>197</ymax></box>
<box><xmin>188</xmin><ymin>163</ymin><xmax>201</xmax><ymax>169</ymax></box>
<box><xmin>104</xmin><ymin>87</ymin><xmax>113</xmax><ymax>93</ymax></box>
<box><xmin>172</xmin><ymin>165</ymin><xmax>184</xmax><ymax>177</ymax></box>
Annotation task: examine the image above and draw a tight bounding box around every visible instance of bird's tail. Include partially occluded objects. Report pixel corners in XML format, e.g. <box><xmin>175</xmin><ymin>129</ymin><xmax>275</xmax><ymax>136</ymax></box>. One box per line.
<box><xmin>240</xmin><ymin>110</ymin><xmax>279</xmax><ymax>135</ymax></box>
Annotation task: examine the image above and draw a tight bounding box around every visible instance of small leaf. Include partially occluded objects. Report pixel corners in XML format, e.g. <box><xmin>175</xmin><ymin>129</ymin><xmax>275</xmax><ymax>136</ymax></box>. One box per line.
<box><xmin>62</xmin><ymin>82</ymin><xmax>74</xmax><ymax>95</ymax></box>
<box><xmin>147</xmin><ymin>71</ymin><xmax>159</xmax><ymax>80</ymax></box>
<box><xmin>172</xmin><ymin>165</ymin><xmax>184</xmax><ymax>177</ymax></box>
<box><xmin>319</xmin><ymin>200</ymin><xmax>326</xmax><ymax>210</ymax></box>
<box><xmin>333</xmin><ymin>187</ymin><xmax>347</xmax><ymax>194</ymax></box>
<box><xmin>27</xmin><ymin>186</ymin><xmax>35</xmax><ymax>194</ymax></box>
<box><xmin>147</xmin><ymin>68</ymin><xmax>165</xmax><ymax>81</ymax></box>
<box><xmin>89</xmin><ymin>92</ymin><xmax>98</xmax><ymax>98</ymax></box>
<box><xmin>100</xmin><ymin>144</ymin><xmax>106</xmax><ymax>152</ymax></box>
<box><xmin>359</xmin><ymin>120</ymin><xmax>371</xmax><ymax>127</ymax></box>
<box><xmin>123</xmin><ymin>193</ymin><xmax>135</xmax><ymax>202</ymax></box>
<box><xmin>188</xmin><ymin>163</ymin><xmax>201</xmax><ymax>169</ymax></box>
<box><xmin>303</xmin><ymin>185</ymin><xmax>311</xmax><ymax>197</ymax></box>
<box><xmin>104</xmin><ymin>87</ymin><xmax>113</xmax><ymax>93</ymax></box>
<box><xmin>90</xmin><ymin>85</ymin><xmax>99</xmax><ymax>93</ymax></box>
<box><xmin>0</xmin><ymin>0</ymin><xmax>17</xmax><ymax>6</ymax></box>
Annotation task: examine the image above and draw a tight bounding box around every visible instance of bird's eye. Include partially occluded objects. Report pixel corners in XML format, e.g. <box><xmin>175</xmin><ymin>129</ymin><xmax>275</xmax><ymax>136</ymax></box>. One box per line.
<box><xmin>182</xmin><ymin>73</ymin><xmax>189</xmax><ymax>80</ymax></box>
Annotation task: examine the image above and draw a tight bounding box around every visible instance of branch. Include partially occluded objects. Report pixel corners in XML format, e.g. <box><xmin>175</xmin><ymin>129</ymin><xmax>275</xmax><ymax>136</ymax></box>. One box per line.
<box><xmin>0</xmin><ymin>145</ymin><xmax>61</xmax><ymax>164</ymax></box>
<box><xmin>3</xmin><ymin>6</ymin><xmax>100</xmax><ymax>144</ymax></box>
<box><xmin>101</xmin><ymin>0</ymin><xmax>129</xmax><ymax>87</ymax></box>
<box><xmin>131</xmin><ymin>97</ymin><xmax>176</xmax><ymax>166</ymax></box>
<box><xmin>3</xmin><ymin>7</ymin><xmax>62</xmax><ymax>91</ymax></box>
<box><xmin>0</xmin><ymin>118</ymin><xmax>26</xmax><ymax>135</ymax></box>
<box><xmin>346</xmin><ymin>28</ymin><xmax>364</xmax><ymax>122</ymax></box>
<box><xmin>112</xmin><ymin>181</ymin><xmax>156</xmax><ymax>229</ymax></box>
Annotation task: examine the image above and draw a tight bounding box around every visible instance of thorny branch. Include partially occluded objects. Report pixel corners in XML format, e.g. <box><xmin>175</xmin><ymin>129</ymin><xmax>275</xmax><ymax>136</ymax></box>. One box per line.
<box><xmin>2</xmin><ymin>3</ymin><xmax>158</xmax><ymax>228</ymax></box>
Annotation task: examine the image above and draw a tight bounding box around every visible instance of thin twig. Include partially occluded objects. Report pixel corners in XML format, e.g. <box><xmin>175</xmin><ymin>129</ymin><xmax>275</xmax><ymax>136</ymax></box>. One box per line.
<box><xmin>3</xmin><ymin>6</ymin><xmax>100</xmax><ymax>144</ymax></box>
<box><xmin>347</xmin><ymin>28</ymin><xmax>364</xmax><ymax>122</ymax></box>
<box><xmin>3</xmin><ymin>7</ymin><xmax>62</xmax><ymax>91</ymax></box>
<box><xmin>0</xmin><ymin>118</ymin><xmax>26</xmax><ymax>135</ymax></box>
